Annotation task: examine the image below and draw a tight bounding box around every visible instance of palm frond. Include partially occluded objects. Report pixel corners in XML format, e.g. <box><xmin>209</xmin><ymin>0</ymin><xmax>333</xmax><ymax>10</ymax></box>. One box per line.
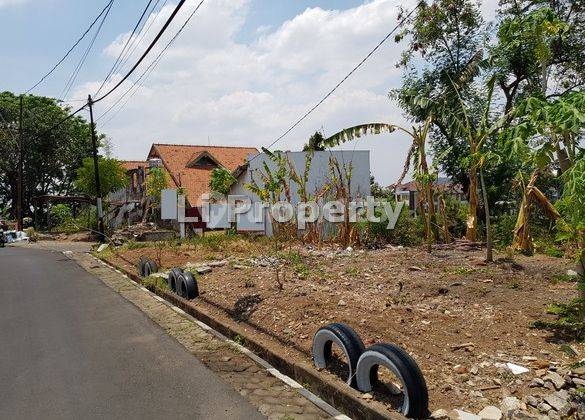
<box><xmin>324</xmin><ymin>123</ymin><xmax>396</xmax><ymax>147</ymax></box>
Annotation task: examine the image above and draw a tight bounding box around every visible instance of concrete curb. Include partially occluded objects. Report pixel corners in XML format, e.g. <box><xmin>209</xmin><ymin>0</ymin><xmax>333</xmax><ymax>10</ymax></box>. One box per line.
<box><xmin>95</xmin><ymin>254</ymin><xmax>403</xmax><ymax>420</ymax></box>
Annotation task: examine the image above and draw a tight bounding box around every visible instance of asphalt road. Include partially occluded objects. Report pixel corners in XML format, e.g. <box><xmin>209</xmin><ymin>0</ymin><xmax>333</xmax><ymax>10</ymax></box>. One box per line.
<box><xmin>0</xmin><ymin>246</ymin><xmax>264</xmax><ymax>420</ymax></box>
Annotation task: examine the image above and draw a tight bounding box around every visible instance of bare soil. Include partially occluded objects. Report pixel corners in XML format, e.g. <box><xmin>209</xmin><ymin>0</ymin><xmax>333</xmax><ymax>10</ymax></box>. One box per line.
<box><xmin>103</xmin><ymin>239</ymin><xmax>583</xmax><ymax>413</ymax></box>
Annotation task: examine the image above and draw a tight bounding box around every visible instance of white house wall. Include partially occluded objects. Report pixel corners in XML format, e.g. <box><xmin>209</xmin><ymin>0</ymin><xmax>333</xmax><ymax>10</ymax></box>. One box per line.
<box><xmin>231</xmin><ymin>151</ymin><xmax>371</xmax><ymax>236</ymax></box>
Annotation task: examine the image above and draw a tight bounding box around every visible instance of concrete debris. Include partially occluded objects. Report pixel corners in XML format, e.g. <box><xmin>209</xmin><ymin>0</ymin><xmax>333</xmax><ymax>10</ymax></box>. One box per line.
<box><xmin>543</xmin><ymin>394</ymin><xmax>571</xmax><ymax>415</ymax></box>
<box><xmin>529</xmin><ymin>378</ymin><xmax>545</xmax><ymax>388</ymax></box>
<box><xmin>501</xmin><ymin>397</ymin><xmax>525</xmax><ymax>414</ymax></box>
<box><xmin>149</xmin><ymin>272</ymin><xmax>169</xmax><ymax>280</ymax></box>
<box><xmin>494</xmin><ymin>362</ymin><xmax>530</xmax><ymax>375</ymax></box>
<box><xmin>477</xmin><ymin>406</ymin><xmax>502</xmax><ymax>420</ymax></box>
<box><xmin>195</xmin><ymin>266</ymin><xmax>212</xmax><ymax>275</ymax></box>
<box><xmin>543</xmin><ymin>371</ymin><xmax>565</xmax><ymax>390</ymax></box>
<box><xmin>207</xmin><ymin>260</ymin><xmax>228</xmax><ymax>267</ymax></box>
<box><xmin>525</xmin><ymin>396</ymin><xmax>538</xmax><ymax>408</ymax></box>
<box><xmin>431</xmin><ymin>409</ymin><xmax>450</xmax><ymax>419</ymax></box>
<box><xmin>566</xmin><ymin>269</ymin><xmax>578</xmax><ymax>277</ymax></box>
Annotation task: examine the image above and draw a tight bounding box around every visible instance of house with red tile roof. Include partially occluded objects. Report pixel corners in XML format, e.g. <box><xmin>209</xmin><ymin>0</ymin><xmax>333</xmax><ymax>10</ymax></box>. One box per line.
<box><xmin>146</xmin><ymin>144</ymin><xmax>259</xmax><ymax>206</ymax></box>
<box><xmin>393</xmin><ymin>177</ymin><xmax>465</xmax><ymax>213</ymax></box>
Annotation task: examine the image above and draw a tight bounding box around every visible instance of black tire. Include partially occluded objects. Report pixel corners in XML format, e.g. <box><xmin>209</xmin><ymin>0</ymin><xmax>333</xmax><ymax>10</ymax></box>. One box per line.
<box><xmin>146</xmin><ymin>260</ymin><xmax>158</xmax><ymax>275</ymax></box>
<box><xmin>168</xmin><ymin>267</ymin><xmax>183</xmax><ymax>292</ymax></box>
<box><xmin>312</xmin><ymin>323</ymin><xmax>365</xmax><ymax>387</ymax></box>
<box><xmin>177</xmin><ymin>271</ymin><xmax>199</xmax><ymax>299</ymax></box>
<box><xmin>355</xmin><ymin>343</ymin><xmax>429</xmax><ymax>418</ymax></box>
<box><xmin>138</xmin><ymin>257</ymin><xmax>148</xmax><ymax>277</ymax></box>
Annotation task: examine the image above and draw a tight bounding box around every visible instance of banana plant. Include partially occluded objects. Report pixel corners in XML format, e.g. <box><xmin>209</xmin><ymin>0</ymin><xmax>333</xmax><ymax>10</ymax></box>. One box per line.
<box><xmin>447</xmin><ymin>75</ymin><xmax>514</xmax><ymax>261</ymax></box>
<box><xmin>324</xmin><ymin>116</ymin><xmax>439</xmax><ymax>252</ymax></box>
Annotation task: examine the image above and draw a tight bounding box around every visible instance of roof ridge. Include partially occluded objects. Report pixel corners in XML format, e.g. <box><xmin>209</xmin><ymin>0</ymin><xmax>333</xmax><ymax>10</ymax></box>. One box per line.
<box><xmin>152</xmin><ymin>143</ymin><xmax>259</xmax><ymax>150</ymax></box>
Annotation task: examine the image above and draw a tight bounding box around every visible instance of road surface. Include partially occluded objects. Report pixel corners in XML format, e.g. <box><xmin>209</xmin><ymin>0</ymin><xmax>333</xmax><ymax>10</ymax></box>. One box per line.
<box><xmin>0</xmin><ymin>246</ymin><xmax>264</xmax><ymax>420</ymax></box>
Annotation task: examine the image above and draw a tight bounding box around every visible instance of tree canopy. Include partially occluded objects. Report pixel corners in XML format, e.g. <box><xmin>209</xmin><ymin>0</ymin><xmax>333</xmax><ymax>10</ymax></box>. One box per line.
<box><xmin>0</xmin><ymin>92</ymin><xmax>101</xmax><ymax>218</ymax></box>
<box><xmin>74</xmin><ymin>157</ymin><xmax>129</xmax><ymax>197</ymax></box>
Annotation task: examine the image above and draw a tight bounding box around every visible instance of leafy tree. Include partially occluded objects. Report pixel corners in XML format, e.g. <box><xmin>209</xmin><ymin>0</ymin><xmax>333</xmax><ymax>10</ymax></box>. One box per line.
<box><xmin>556</xmin><ymin>157</ymin><xmax>585</xmax><ymax>276</ymax></box>
<box><xmin>146</xmin><ymin>167</ymin><xmax>169</xmax><ymax>203</ymax></box>
<box><xmin>496</xmin><ymin>0</ymin><xmax>585</xmax><ymax>101</ymax></box>
<box><xmin>492</xmin><ymin>7</ymin><xmax>570</xmax><ymax>110</ymax></box>
<box><xmin>74</xmin><ymin>157</ymin><xmax>129</xmax><ymax>197</ymax></box>
<box><xmin>303</xmin><ymin>131</ymin><xmax>326</xmax><ymax>151</ymax></box>
<box><xmin>393</xmin><ymin>0</ymin><xmax>486</xmax><ymax>193</ymax></box>
<box><xmin>0</xmin><ymin>92</ymin><xmax>97</xmax><ymax>221</ymax></box>
<box><xmin>209</xmin><ymin>167</ymin><xmax>236</xmax><ymax>196</ymax></box>
<box><xmin>48</xmin><ymin>204</ymin><xmax>73</xmax><ymax>227</ymax></box>
<box><xmin>370</xmin><ymin>176</ymin><xmax>388</xmax><ymax>198</ymax></box>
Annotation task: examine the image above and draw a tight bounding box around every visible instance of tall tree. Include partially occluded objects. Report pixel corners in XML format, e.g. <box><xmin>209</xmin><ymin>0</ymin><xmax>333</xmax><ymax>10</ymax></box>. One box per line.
<box><xmin>393</xmin><ymin>0</ymin><xmax>486</xmax><ymax>194</ymax></box>
<box><xmin>0</xmin><ymin>92</ymin><xmax>97</xmax><ymax>220</ymax></box>
<box><xmin>74</xmin><ymin>157</ymin><xmax>129</xmax><ymax>197</ymax></box>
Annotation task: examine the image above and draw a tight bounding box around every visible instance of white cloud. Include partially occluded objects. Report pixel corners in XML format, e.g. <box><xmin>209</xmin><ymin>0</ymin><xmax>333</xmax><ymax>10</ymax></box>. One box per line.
<box><xmin>80</xmin><ymin>0</ymin><xmax>420</xmax><ymax>185</ymax></box>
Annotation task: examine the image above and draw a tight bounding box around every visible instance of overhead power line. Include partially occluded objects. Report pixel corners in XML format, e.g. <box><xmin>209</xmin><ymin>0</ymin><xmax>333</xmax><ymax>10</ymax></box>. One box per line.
<box><xmin>253</xmin><ymin>1</ymin><xmax>423</xmax><ymax>159</ymax></box>
<box><xmin>29</xmin><ymin>0</ymin><xmax>190</xmax><ymax>139</ymax></box>
<box><xmin>93</xmin><ymin>0</ymin><xmax>190</xmax><ymax>104</ymax></box>
<box><xmin>61</xmin><ymin>0</ymin><xmax>115</xmax><ymax>100</ymax></box>
<box><xmin>116</xmin><ymin>0</ymin><xmax>167</xmax><ymax>76</ymax></box>
<box><xmin>94</xmin><ymin>0</ymin><xmax>156</xmax><ymax>97</ymax></box>
<box><xmin>97</xmin><ymin>0</ymin><xmax>206</xmax><ymax>124</ymax></box>
<box><xmin>25</xmin><ymin>0</ymin><xmax>114</xmax><ymax>94</ymax></box>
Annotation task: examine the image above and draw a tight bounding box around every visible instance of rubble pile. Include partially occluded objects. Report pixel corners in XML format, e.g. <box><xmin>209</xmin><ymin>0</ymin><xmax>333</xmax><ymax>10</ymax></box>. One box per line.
<box><xmin>432</xmin><ymin>363</ymin><xmax>585</xmax><ymax>419</ymax></box>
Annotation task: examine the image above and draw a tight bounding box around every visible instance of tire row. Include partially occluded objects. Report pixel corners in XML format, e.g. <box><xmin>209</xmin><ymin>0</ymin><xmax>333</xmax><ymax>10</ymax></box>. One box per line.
<box><xmin>312</xmin><ymin>323</ymin><xmax>429</xmax><ymax>418</ymax></box>
<box><xmin>137</xmin><ymin>258</ymin><xmax>199</xmax><ymax>300</ymax></box>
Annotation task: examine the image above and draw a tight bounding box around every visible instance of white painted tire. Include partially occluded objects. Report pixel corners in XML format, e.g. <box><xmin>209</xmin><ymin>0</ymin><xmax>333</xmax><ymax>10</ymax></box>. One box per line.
<box><xmin>312</xmin><ymin>323</ymin><xmax>365</xmax><ymax>387</ymax></box>
<box><xmin>356</xmin><ymin>343</ymin><xmax>428</xmax><ymax>418</ymax></box>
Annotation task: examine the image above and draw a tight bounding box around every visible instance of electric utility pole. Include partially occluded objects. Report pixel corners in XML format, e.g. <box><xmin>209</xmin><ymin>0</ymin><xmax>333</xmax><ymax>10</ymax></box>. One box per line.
<box><xmin>87</xmin><ymin>94</ymin><xmax>105</xmax><ymax>242</ymax></box>
<box><xmin>17</xmin><ymin>95</ymin><xmax>23</xmax><ymax>231</ymax></box>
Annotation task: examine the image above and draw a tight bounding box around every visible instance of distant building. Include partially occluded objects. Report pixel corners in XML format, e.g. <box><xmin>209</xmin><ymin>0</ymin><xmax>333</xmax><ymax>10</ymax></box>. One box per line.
<box><xmin>229</xmin><ymin>150</ymin><xmax>371</xmax><ymax>236</ymax></box>
<box><xmin>147</xmin><ymin>143</ymin><xmax>259</xmax><ymax>206</ymax></box>
<box><xmin>393</xmin><ymin>177</ymin><xmax>465</xmax><ymax>213</ymax></box>
<box><xmin>108</xmin><ymin>144</ymin><xmax>258</xmax><ymax>229</ymax></box>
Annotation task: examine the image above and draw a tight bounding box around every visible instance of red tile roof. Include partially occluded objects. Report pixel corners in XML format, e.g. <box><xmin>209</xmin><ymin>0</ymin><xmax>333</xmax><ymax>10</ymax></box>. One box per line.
<box><xmin>147</xmin><ymin>144</ymin><xmax>258</xmax><ymax>205</ymax></box>
<box><xmin>121</xmin><ymin>160</ymin><xmax>147</xmax><ymax>171</ymax></box>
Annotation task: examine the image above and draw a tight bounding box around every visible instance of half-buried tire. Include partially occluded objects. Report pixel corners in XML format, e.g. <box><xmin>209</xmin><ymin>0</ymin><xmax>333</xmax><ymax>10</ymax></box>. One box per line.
<box><xmin>168</xmin><ymin>267</ymin><xmax>183</xmax><ymax>292</ymax></box>
<box><xmin>145</xmin><ymin>259</ymin><xmax>158</xmax><ymax>276</ymax></box>
<box><xmin>312</xmin><ymin>323</ymin><xmax>365</xmax><ymax>387</ymax></box>
<box><xmin>177</xmin><ymin>271</ymin><xmax>199</xmax><ymax>299</ymax></box>
<box><xmin>138</xmin><ymin>257</ymin><xmax>148</xmax><ymax>277</ymax></box>
<box><xmin>355</xmin><ymin>343</ymin><xmax>429</xmax><ymax>418</ymax></box>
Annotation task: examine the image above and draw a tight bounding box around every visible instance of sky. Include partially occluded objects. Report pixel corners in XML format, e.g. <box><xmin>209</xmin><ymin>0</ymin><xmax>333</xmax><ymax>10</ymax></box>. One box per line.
<box><xmin>0</xmin><ymin>0</ymin><xmax>498</xmax><ymax>185</ymax></box>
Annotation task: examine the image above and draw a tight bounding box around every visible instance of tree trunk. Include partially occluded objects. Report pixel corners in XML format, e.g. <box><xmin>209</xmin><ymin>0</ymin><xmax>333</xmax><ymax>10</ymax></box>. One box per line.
<box><xmin>419</xmin><ymin>144</ymin><xmax>436</xmax><ymax>250</ymax></box>
<box><xmin>466</xmin><ymin>164</ymin><xmax>478</xmax><ymax>242</ymax></box>
<box><xmin>513</xmin><ymin>172</ymin><xmax>537</xmax><ymax>254</ymax></box>
<box><xmin>439</xmin><ymin>196</ymin><xmax>451</xmax><ymax>243</ymax></box>
<box><xmin>479</xmin><ymin>168</ymin><xmax>493</xmax><ymax>262</ymax></box>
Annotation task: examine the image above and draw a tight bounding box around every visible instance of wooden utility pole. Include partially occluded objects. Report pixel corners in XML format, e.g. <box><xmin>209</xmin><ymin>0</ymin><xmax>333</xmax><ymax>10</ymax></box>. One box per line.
<box><xmin>17</xmin><ymin>95</ymin><xmax>23</xmax><ymax>231</ymax></box>
<box><xmin>87</xmin><ymin>95</ymin><xmax>105</xmax><ymax>242</ymax></box>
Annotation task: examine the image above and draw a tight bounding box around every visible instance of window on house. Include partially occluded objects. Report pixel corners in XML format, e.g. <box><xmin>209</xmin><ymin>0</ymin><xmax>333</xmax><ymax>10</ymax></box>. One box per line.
<box><xmin>188</xmin><ymin>153</ymin><xmax>219</xmax><ymax>168</ymax></box>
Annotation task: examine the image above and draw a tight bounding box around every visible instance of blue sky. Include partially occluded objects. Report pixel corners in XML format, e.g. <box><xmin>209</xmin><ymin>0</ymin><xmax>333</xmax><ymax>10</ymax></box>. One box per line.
<box><xmin>2</xmin><ymin>0</ymin><xmax>364</xmax><ymax>98</ymax></box>
<box><xmin>1</xmin><ymin>0</ymin><xmax>440</xmax><ymax>184</ymax></box>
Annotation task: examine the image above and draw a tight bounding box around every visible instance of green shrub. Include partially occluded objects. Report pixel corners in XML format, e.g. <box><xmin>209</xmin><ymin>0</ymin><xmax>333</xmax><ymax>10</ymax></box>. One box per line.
<box><xmin>142</xmin><ymin>275</ymin><xmax>169</xmax><ymax>292</ymax></box>
<box><xmin>545</xmin><ymin>246</ymin><xmax>565</xmax><ymax>258</ymax></box>
<box><xmin>443</xmin><ymin>196</ymin><xmax>468</xmax><ymax>239</ymax></box>
<box><xmin>49</xmin><ymin>204</ymin><xmax>73</xmax><ymax>227</ymax></box>
<box><xmin>492</xmin><ymin>213</ymin><xmax>517</xmax><ymax>248</ymax></box>
<box><xmin>358</xmin><ymin>202</ymin><xmax>423</xmax><ymax>247</ymax></box>
<box><xmin>532</xmin><ymin>297</ymin><xmax>585</xmax><ymax>341</ymax></box>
